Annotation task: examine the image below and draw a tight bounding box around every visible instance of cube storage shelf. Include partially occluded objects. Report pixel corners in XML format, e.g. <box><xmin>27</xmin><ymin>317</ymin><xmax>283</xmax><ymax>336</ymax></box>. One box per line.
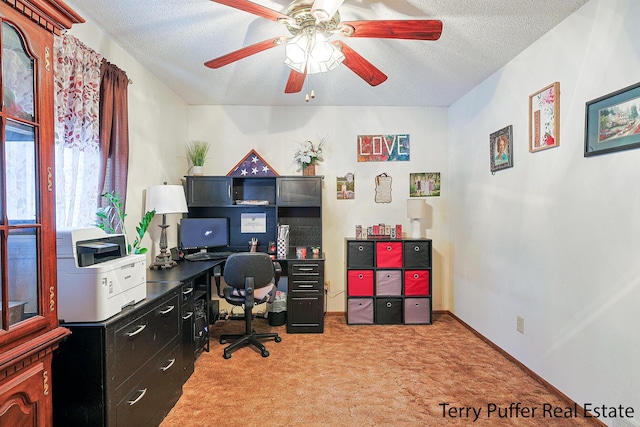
<box><xmin>345</xmin><ymin>238</ymin><xmax>432</xmax><ymax>325</ymax></box>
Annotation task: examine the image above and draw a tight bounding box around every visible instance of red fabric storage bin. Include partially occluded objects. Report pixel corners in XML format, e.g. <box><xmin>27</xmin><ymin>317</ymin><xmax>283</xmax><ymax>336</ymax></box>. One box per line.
<box><xmin>347</xmin><ymin>270</ymin><xmax>374</xmax><ymax>296</ymax></box>
<box><xmin>376</xmin><ymin>241</ymin><xmax>402</xmax><ymax>268</ymax></box>
<box><xmin>404</xmin><ymin>270</ymin><xmax>430</xmax><ymax>296</ymax></box>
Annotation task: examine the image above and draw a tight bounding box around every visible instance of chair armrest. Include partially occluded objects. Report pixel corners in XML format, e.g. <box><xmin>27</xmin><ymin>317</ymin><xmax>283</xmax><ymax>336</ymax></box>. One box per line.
<box><xmin>273</xmin><ymin>261</ymin><xmax>282</xmax><ymax>283</ymax></box>
<box><xmin>213</xmin><ymin>263</ymin><xmax>224</xmax><ymax>298</ymax></box>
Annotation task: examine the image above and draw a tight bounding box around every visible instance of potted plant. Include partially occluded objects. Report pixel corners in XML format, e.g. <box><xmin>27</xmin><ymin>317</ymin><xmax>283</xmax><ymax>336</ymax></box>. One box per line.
<box><xmin>96</xmin><ymin>191</ymin><xmax>155</xmax><ymax>254</ymax></box>
<box><xmin>294</xmin><ymin>138</ymin><xmax>325</xmax><ymax>175</ymax></box>
<box><xmin>186</xmin><ymin>140</ymin><xmax>210</xmax><ymax>176</ymax></box>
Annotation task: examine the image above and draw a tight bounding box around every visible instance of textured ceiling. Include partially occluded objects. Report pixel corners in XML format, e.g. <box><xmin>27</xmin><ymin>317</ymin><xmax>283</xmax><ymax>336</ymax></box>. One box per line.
<box><xmin>63</xmin><ymin>0</ymin><xmax>589</xmax><ymax>107</ymax></box>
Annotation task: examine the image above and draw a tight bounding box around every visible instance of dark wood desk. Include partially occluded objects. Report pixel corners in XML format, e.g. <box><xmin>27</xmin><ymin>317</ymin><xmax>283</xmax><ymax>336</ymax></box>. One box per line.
<box><xmin>147</xmin><ymin>259</ymin><xmax>225</xmax><ymax>365</ymax></box>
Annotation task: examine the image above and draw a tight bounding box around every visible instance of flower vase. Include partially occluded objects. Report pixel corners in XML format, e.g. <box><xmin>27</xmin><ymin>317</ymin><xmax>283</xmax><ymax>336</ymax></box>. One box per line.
<box><xmin>303</xmin><ymin>163</ymin><xmax>315</xmax><ymax>176</ymax></box>
<box><xmin>192</xmin><ymin>166</ymin><xmax>204</xmax><ymax>176</ymax></box>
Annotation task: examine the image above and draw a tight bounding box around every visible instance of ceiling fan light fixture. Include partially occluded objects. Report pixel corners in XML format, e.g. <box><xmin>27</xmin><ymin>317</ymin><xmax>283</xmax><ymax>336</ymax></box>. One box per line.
<box><xmin>284</xmin><ymin>29</ymin><xmax>344</xmax><ymax>74</ymax></box>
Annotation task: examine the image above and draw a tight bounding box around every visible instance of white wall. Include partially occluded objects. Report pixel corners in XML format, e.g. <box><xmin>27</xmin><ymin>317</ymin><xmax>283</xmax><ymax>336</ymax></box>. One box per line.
<box><xmin>67</xmin><ymin>9</ymin><xmax>189</xmax><ymax>259</ymax></box>
<box><xmin>448</xmin><ymin>0</ymin><xmax>640</xmax><ymax>422</ymax></box>
<box><xmin>187</xmin><ymin>105</ymin><xmax>451</xmax><ymax>312</ymax></box>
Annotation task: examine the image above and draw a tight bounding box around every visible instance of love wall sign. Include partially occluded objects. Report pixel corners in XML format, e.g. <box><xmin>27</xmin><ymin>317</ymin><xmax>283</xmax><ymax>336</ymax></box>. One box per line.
<box><xmin>357</xmin><ymin>134</ymin><xmax>410</xmax><ymax>162</ymax></box>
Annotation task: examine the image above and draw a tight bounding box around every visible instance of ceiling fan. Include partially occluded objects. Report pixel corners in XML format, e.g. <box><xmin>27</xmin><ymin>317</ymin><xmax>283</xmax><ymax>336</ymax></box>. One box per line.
<box><xmin>204</xmin><ymin>0</ymin><xmax>443</xmax><ymax>94</ymax></box>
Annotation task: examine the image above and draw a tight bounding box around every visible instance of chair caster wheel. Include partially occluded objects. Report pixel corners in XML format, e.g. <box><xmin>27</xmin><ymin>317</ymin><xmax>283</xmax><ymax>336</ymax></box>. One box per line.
<box><xmin>261</xmin><ymin>350</ymin><xmax>269</xmax><ymax>357</ymax></box>
<box><xmin>223</xmin><ymin>351</ymin><xmax>231</xmax><ymax>359</ymax></box>
<box><xmin>220</xmin><ymin>339</ymin><xmax>227</xmax><ymax>344</ymax></box>
<box><xmin>275</xmin><ymin>336</ymin><xmax>282</xmax><ymax>343</ymax></box>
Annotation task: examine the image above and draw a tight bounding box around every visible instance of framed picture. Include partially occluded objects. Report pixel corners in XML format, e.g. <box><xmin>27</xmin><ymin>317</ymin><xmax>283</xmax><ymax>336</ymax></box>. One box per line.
<box><xmin>337</xmin><ymin>172</ymin><xmax>355</xmax><ymax>199</ymax></box>
<box><xmin>529</xmin><ymin>82</ymin><xmax>560</xmax><ymax>153</ymax></box>
<box><xmin>410</xmin><ymin>172</ymin><xmax>440</xmax><ymax>197</ymax></box>
<box><xmin>490</xmin><ymin>125</ymin><xmax>513</xmax><ymax>173</ymax></box>
<box><xmin>584</xmin><ymin>81</ymin><xmax>640</xmax><ymax>157</ymax></box>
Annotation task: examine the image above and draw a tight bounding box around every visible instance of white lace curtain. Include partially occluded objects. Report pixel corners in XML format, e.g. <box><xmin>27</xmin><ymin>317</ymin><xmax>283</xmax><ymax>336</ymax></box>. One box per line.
<box><xmin>54</xmin><ymin>33</ymin><xmax>103</xmax><ymax>228</ymax></box>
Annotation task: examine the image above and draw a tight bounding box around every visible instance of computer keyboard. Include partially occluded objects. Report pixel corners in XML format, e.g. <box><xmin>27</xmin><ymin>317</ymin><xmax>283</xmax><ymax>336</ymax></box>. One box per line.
<box><xmin>184</xmin><ymin>251</ymin><xmax>234</xmax><ymax>261</ymax></box>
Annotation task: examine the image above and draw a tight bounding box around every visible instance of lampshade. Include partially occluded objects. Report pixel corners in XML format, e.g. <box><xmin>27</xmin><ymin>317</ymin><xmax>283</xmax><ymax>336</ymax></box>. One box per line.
<box><xmin>146</xmin><ymin>184</ymin><xmax>188</xmax><ymax>215</ymax></box>
<box><xmin>311</xmin><ymin>0</ymin><xmax>343</xmax><ymax>22</ymax></box>
<box><xmin>406</xmin><ymin>199</ymin><xmax>427</xmax><ymax>219</ymax></box>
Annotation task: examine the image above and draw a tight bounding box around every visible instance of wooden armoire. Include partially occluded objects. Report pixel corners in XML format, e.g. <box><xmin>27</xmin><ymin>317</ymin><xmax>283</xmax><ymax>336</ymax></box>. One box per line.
<box><xmin>0</xmin><ymin>1</ymin><xmax>82</xmax><ymax>425</ymax></box>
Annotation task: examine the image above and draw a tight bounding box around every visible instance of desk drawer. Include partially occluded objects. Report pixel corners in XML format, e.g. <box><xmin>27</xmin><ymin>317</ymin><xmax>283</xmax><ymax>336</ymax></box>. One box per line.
<box><xmin>113</xmin><ymin>291</ymin><xmax>180</xmax><ymax>386</ymax></box>
<box><xmin>116</xmin><ymin>341</ymin><xmax>182</xmax><ymax>427</ymax></box>
<box><xmin>290</xmin><ymin>262</ymin><xmax>322</xmax><ymax>277</ymax></box>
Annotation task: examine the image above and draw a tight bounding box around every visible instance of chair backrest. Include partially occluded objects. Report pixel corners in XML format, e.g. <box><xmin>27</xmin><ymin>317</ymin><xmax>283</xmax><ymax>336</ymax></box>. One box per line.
<box><xmin>223</xmin><ymin>252</ymin><xmax>275</xmax><ymax>290</ymax></box>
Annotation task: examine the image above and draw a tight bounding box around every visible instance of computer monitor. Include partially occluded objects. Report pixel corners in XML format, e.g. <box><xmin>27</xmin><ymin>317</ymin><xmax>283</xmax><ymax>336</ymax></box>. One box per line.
<box><xmin>180</xmin><ymin>218</ymin><xmax>229</xmax><ymax>250</ymax></box>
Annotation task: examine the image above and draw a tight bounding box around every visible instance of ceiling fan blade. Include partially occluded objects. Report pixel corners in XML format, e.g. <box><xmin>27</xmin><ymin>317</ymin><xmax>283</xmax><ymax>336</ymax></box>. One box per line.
<box><xmin>311</xmin><ymin>0</ymin><xmax>344</xmax><ymax>22</ymax></box>
<box><xmin>285</xmin><ymin>69</ymin><xmax>306</xmax><ymax>93</ymax></box>
<box><xmin>334</xmin><ymin>41</ymin><xmax>387</xmax><ymax>86</ymax></box>
<box><xmin>204</xmin><ymin>37</ymin><xmax>285</xmax><ymax>68</ymax></box>
<box><xmin>340</xmin><ymin>20</ymin><xmax>443</xmax><ymax>40</ymax></box>
<box><xmin>210</xmin><ymin>0</ymin><xmax>289</xmax><ymax>22</ymax></box>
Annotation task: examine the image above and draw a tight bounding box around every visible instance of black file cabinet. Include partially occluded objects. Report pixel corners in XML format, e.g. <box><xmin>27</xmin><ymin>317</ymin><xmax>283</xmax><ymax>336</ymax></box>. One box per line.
<box><xmin>53</xmin><ymin>284</ymin><xmax>183</xmax><ymax>427</ymax></box>
<box><xmin>286</xmin><ymin>257</ymin><xmax>325</xmax><ymax>333</ymax></box>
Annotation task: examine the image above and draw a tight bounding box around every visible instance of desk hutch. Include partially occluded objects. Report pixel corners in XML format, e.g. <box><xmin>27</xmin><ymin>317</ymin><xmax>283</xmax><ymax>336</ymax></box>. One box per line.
<box><xmin>185</xmin><ymin>175</ymin><xmax>325</xmax><ymax>333</ymax></box>
<box><xmin>0</xmin><ymin>2</ymin><xmax>82</xmax><ymax>426</ymax></box>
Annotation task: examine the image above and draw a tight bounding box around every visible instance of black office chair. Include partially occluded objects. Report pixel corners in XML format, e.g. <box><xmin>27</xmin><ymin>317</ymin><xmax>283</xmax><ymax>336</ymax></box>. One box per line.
<box><xmin>216</xmin><ymin>252</ymin><xmax>282</xmax><ymax>359</ymax></box>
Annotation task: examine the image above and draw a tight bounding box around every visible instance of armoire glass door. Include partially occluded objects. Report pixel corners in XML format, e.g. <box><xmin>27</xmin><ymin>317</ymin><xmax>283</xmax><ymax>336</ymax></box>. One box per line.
<box><xmin>1</xmin><ymin>21</ymin><xmax>40</xmax><ymax>330</ymax></box>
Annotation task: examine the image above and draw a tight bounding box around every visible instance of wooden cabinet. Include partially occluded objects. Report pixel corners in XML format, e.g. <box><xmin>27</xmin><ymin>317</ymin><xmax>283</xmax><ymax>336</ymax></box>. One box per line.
<box><xmin>186</xmin><ymin>176</ymin><xmax>232</xmax><ymax>206</ymax></box>
<box><xmin>0</xmin><ymin>3</ymin><xmax>82</xmax><ymax>426</ymax></box>
<box><xmin>52</xmin><ymin>283</ymin><xmax>184</xmax><ymax>427</ymax></box>
<box><xmin>287</xmin><ymin>259</ymin><xmax>325</xmax><ymax>333</ymax></box>
<box><xmin>345</xmin><ymin>238</ymin><xmax>432</xmax><ymax>325</ymax></box>
<box><xmin>277</xmin><ymin>177</ymin><xmax>322</xmax><ymax>206</ymax></box>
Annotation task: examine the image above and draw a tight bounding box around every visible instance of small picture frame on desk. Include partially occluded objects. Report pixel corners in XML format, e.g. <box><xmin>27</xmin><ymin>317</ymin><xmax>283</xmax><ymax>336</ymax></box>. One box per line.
<box><xmin>296</xmin><ymin>246</ymin><xmax>307</xmax><ymax>259</ymax></box>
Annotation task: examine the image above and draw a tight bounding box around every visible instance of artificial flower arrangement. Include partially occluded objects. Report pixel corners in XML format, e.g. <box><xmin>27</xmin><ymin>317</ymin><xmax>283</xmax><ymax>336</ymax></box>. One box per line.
<box><xmin>293</xmin><ymin>137</ymin><xmax>326</xmax><ymax>171</ymax></box>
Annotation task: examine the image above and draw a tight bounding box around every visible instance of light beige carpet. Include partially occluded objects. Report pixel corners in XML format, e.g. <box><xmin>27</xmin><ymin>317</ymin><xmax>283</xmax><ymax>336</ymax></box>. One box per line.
<box><xmin>160</xmin><ymin>313</ymin><xmax>602</xmax><ymax>426</ymax></box>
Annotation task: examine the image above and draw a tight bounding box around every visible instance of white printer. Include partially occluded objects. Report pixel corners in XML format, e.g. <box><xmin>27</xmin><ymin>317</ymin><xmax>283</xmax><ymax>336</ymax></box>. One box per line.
<box><xmin>56</xmin><ymin>228</ymin><xmax>147</xmax><ymax>322</ymax></box>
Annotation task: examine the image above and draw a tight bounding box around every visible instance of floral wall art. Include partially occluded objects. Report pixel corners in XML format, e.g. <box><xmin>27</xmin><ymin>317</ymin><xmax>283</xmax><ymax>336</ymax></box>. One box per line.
<box><xmin>529</xmin><ymin>82</ymin><xmax>560</xmax><ymax>152</ymax></box>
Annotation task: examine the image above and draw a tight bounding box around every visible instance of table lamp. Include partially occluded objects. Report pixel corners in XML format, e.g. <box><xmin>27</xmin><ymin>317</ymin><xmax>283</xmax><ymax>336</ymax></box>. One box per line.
<box><xmin>146</xmin><ymin>183</ymin><xmax>188</xmax><ymax>269</ymax></box>
<box><xmin>407</xmin><ymin>199</ymin><xmax>428</xmax><ymax>239</ymax></box>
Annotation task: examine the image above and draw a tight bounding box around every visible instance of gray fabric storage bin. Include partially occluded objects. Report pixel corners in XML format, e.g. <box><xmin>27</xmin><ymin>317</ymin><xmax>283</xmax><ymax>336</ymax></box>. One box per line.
<box><xmin>404</xmin><ymin>297</ymin><xmax>432</xmax><ymax>324</ymax></box>
<box><xmin>347</xmin><ymin>298</ymin><xmax>374</xmax><ymax>324</ymax></box>
<box><xmin>375</xmin><ymin>270</ymin><xmax>402</xmax><ymax>295</ymax></box>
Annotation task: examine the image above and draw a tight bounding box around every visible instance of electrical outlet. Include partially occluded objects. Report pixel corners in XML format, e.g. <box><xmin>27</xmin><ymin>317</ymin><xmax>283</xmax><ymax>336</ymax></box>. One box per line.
<box><xmin>517</xmin><ymin>316</ymin><xmax>525</xmax><ymax>334</ymax></box>
<box><xmin>326</xmin><ymin>280</ymin><xmax>330</xmax><ymax>292</ymax></box>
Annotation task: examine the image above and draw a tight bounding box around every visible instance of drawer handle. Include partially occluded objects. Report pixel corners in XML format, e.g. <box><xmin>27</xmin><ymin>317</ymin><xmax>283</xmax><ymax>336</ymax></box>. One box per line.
<box><xmin>358</xmin><ymin>245</ymin><xmax>364</xmax><ymax>251</ymax></box>
<box><xmin>128</xmin><ymin>388</ymin><xmax>147</xmax><ymax>406</ymax></box>
<box><xmin>182</xmin><ymin>312</ymin><xmax>194</xmax><ymax>320</ymax></box>
<box><xmin>161</xmin><ymin>358</ymin><xmax>176</xmax><ymax>372</ymax></box>
<box><xmin>297</xmin><ymin>267</ymin><xmax>314</xmax><ymax>272</ymax></box>
<box><xmin>126</xmin><ymin>324</ymin><xmax>147</xmax><ymax>337</ymax></box>
<box><xmin>414</xmin><ymin>273</ymin><xmax>419</xmax><ymax>279</ymax></box>
<box><xmin>358</xmin><ymin>274</ymin><xmax>364</xmax><ymax>279</ymax></box>
<box><xmin>298</xmin><ymin>284</ymin><xmax>314</xmax><ymax>288</ymax></box>
<box><xmin>183</xmin><ymin>287</ymin><xmax>194</xmax><ymax>296</ymax></box>
<box><xmin>386</xmin><ymin>302</ymin><xmax>392</xmax><ymax>308</ymax></box>
<box><xmin>386</xmin><ymin>246</ymin><xmax>392</xmax><ymax>251</ymax></box>
<box><xmin>160</xmin><ymin>305</ymin><xmax>175</xmax><ymax>315</ymax></box>
<box><xmin>386</xmin><ymin>274</ymin><xmax>391</xmax><ymax>278</ymax></box>
<box><xmin>414</xmin><ymin>246</ymin><xmax>420</xmax><ymax>252</ymax></box>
